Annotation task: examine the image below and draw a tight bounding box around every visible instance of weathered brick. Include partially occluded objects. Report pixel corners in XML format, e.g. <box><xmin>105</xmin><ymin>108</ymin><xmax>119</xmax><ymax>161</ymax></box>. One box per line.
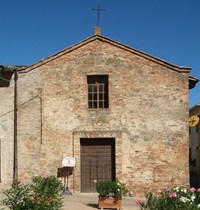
<box><xmin>0</xmin><ymin>35</ymin><xmax>190</xmax><ymax>196</ymax></box>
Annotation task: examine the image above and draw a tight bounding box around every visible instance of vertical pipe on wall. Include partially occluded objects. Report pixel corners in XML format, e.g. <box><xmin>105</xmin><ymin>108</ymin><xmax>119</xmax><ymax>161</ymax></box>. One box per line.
<box><xmin>39</xmin><ymin>90</ymin><xmax>43</xmax><ymax>144</ymax></box>
<box><xmin>13</xmin><ymin>69</ymin><xmax>18</xmax><ymax>184</ymax></box>
<box><xmin>72</xmin><ymin>132</ymin><xmax>75</xmax><ymax>192</ymax></box>
<box><xmin>0</xmin><ymin>139</ymin><xmax>1</xmax><ymax>182</ymax></box>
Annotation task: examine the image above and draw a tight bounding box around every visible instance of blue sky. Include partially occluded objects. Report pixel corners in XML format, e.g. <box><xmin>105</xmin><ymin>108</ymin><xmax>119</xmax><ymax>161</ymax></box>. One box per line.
<box><xmin>0</xmin><ymin>0</ymin><xmax>199</xmax><ymax>107</ymax></box>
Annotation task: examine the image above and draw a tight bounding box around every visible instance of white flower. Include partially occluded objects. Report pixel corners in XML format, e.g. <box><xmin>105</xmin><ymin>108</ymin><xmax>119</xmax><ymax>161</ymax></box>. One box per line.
<box><xmin>190</xmin><ymin>195</ymin><xmax>195</xmax><ymax>202</ymax></box>
<box><xmin>181</xmin><ymin>188</ymin><xmax>187</xmax><ymax>193</ymax></box>
<box><xmin>197</xmin><ymin>204</ymin><xmax>200</xmax><ymax>208</ymax></box>
<box><xmin>174</xmin><ymin>187</ymin><xmax>180</xmax><ymax>191</ymax></box>
<box><xmin>180</xmin><ymin>196</ymin><xmax>189</xmax><ymax>203</ymax></box>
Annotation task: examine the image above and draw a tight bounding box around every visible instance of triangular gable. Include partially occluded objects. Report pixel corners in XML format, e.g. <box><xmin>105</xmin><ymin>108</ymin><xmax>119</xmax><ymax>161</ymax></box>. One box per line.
<box><xmin>19</xmin><ymin>34</ymin><xmax>191</xmax><ymax>74</ymax></box>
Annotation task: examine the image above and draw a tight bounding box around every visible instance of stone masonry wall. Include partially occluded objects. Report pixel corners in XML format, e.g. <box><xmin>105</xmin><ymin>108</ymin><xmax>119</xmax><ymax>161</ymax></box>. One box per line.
<box><xmin>1</xmin><ymin>39</ymin><xmax>190</xmax><ymax>196</ymax></box>
<box><xmin>0</xmin><ymin>77</ymin><xmax>15</xmax><ymax>187</ymax></box>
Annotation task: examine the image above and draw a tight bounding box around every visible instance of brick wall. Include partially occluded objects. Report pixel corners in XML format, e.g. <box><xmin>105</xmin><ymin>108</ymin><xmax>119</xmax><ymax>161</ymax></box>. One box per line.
<box><xmin>0</xmin><ymin>37</ymin><xmax>190</xmax><ymax>196</ymax></box>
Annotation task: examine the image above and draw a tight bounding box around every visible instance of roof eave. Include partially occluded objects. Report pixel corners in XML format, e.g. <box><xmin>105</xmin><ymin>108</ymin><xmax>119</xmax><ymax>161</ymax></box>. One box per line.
<box><xmin>19</xmin><ymin>34</ymin><xmax>191</xmax><ymax>74</ymax></box>
<box><xmin>0</xmin><ymin>65</ymin><xmax>27</xmax><ymax>87</ymax></box>
<box><xmin>190</xmin><ymin>103</ymin><xmax>200</xmax><ymax>111</ymax></box>
<box><xmin>189</xmin><ymin>76</ymin><xmax>200</xmax><ymax>89</ymax></box>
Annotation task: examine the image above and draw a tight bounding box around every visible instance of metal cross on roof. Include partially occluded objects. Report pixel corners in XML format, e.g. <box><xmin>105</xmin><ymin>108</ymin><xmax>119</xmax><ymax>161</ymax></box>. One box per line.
<box><xmin>92</xmin><ymin>3</ymin><xmax>106</xmax><ymax>27</ymax></box>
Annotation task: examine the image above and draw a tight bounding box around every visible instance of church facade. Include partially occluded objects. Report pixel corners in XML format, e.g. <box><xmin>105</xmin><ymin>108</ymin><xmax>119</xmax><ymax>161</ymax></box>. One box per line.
<box><xmin>0</xmin><ymin>29</ymin><xmax>197</xmax><ymax>196</ymax></box>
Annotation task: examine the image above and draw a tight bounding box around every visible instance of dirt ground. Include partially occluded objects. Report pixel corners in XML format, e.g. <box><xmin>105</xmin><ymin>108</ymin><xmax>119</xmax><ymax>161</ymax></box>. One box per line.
<box><xmin>0</xmin><ymin>191</ymin><xmax>141</xmax><ymax>210</ymax></box>
<box><xmin>62</xmin><ymin>193</ymin><xmax>140</xmax><ymax>210</ymax></box>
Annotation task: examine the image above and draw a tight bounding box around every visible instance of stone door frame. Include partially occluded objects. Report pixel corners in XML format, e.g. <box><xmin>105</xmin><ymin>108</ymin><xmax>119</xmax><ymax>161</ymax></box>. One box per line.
<box><xmin>72</xmin><ymin>131</ymin><xmax>122</xmax><ymax>193</ymax></box>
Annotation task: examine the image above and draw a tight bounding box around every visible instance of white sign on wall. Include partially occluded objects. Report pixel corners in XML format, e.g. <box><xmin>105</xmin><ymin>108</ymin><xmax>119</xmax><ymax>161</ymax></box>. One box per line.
<box><xmin>62</xmin><ymin>157</ymin><xmax>76</xmax><ymax>167</ymax></box>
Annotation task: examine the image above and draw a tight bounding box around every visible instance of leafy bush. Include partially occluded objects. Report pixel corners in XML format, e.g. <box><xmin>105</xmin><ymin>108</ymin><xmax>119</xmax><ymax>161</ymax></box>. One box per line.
<box><xmin>96</xmin><ymin>180</ymin><xmax>130</xmax><ymax>199</ymax></box>
<box><xmin>3</xmin><ymin>181</ymin><xmax>34</xmax><ymax>210</ymax></box>
<box><xmin>31</xmin><ymin>175</ymin><xmax>63</xmax><ymax>210</ymax></box>
<box><xmin>2</xmin><ymin>175</ymin><xmax>63</xmax><ymax>210</ymax></box>
<box><xmin>136</xmin><ymin>187</ymin><xmax>200</xmax><ymax>210</ymax></box>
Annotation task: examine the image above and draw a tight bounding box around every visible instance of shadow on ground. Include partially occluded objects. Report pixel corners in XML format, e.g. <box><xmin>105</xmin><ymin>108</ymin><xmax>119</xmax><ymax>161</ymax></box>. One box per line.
<box><xmin>86</xmin><ymin>203</ymin><xmax>99</xmax><ymax>209</ymax></box>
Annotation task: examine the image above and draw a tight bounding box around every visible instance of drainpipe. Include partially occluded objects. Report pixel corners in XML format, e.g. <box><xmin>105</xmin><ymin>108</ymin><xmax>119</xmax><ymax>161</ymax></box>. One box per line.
<box><xmin>13</xmin><ymin>69</ymin><xmax>18</xmax><ymax>184</ymax></box>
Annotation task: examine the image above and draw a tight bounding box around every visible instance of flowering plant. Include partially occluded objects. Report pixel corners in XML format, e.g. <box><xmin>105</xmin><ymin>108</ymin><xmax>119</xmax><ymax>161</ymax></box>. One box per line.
<box><xmin>96</xmin><ymin>180</ymin><xmax>130</xmax><ymax>199</ymax></box>
<box><xmin>31</xmin><ymin>175</ymin><xmax>63</xmax><ymax>210</ymax></box>
<box><xmin>2</xmin><ymin>175</ymin><xmax>63</xmax><ymax>210</ymax></box>
<box><xmin>136</xmin><ymin>187</ymin><xmax>200</xmax><ymax>210</ymax></box>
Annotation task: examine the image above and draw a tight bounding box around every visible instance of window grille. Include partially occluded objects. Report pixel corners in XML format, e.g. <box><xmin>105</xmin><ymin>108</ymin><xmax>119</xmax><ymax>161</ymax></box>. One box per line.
<box><xmin>87</xmin><ymin>75</ymin><xmax>108</xmax><ymax>109</ymax></box>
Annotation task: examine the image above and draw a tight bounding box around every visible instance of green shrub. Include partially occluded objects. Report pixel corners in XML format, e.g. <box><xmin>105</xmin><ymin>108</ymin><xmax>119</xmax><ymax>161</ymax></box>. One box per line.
<box><xmin>3</xmin><ymin>181</ymin><xmax>34</xmax><ymax>210</ymax></box>
<box><xmin>136</xmin><ymin>187</ymin><xmax>200</xmax><ymax>210</ymax></box>
<box><xmin>31</xmin><ymin>175</ymin><xmax>63</xmax><ymax>210</ymax></box>
<box><xmin>96</xmin><ymin>180</ymin><xmax>130</xmax><ymax>199</ymax></box>
<box><xmin>2</xmin><ymin>176</ymin><xmax>63</xmax><ymax>210</ymax></box>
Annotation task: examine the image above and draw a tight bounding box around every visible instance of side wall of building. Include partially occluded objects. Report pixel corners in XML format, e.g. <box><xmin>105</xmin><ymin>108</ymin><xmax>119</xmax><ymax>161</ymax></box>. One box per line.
<box><xmin>0</xmin><ymin>78</ymin><xmax>15</xmax><ymax>187</ymax></box>
<box><xmin>189</xmin><ymin>106</ymin><xmax>200</xmax><ymax>175</ymax></box>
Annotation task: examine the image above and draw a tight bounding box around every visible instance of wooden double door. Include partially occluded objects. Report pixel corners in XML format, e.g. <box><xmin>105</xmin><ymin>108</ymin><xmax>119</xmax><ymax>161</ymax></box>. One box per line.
<box><xmin>80</xmin><ymin>138</ymin><xmax>116</xmax><ymax>192</ymax></box>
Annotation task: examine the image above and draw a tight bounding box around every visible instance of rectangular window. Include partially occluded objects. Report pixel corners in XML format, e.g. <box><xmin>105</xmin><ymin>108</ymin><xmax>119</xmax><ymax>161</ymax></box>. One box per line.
<box><xmin>87</xmin><ymin>75</ymin><xmax>108</xmax><ymax>109</ymax></box>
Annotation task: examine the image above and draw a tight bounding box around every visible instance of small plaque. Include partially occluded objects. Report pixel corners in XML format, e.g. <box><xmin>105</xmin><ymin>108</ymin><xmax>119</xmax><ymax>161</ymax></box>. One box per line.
<box><xmin>62</xmin><ymin>157</ymin><xmax>76</xmax><ymax>167</ymax></box>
